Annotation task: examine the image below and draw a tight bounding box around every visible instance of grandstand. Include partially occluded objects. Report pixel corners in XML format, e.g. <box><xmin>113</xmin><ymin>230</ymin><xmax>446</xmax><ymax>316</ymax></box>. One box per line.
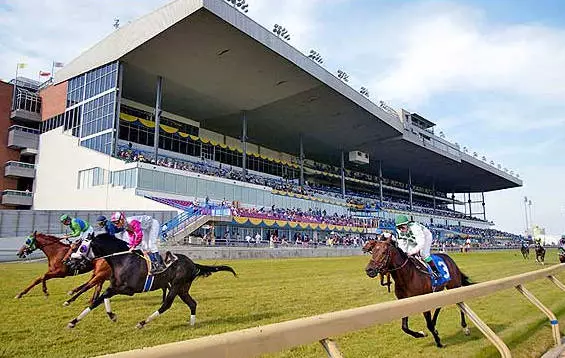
<box><xmin>30</xmin><ymin>0</ymin><xmax>522</xmax><ymax>244</ymax></box>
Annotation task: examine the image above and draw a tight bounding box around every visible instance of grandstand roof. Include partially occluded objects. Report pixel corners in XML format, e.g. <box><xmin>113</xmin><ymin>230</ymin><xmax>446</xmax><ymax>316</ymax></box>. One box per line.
<box><xmin>54</xmin><ymin>0</ymin><xmax>522</xmax><ymax>193</ymax></box>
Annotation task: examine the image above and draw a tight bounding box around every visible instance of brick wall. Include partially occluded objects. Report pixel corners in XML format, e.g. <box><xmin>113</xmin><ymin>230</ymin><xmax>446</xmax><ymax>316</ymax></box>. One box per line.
<box><xmin>40</xmin><ymin>81</ymin><xmax>67</xmax><ymax>120</ymax></box>
<box><xmin>0</xmin><ymin>81</ymin><xmax>22</xmax><ymax>209</ymax></box>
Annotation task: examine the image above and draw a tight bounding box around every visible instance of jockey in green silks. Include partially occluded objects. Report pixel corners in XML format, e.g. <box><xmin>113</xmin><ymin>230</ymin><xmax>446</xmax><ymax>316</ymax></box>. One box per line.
<box><xmin>394</xmin><ymin>214</ymin><xmax>440</xmax><ymax>279</ymax></box>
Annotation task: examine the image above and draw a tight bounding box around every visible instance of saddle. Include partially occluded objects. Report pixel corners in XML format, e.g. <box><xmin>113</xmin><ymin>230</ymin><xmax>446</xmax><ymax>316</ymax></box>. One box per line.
<box><xmin>411</xmin><ymin>254</ymin><xmax>452</xmax><ymax>289</ymax></box>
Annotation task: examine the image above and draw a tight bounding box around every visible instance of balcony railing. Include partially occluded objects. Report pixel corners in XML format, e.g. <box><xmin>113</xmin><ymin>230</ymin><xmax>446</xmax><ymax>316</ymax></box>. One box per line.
<box><xmin>8</xmin><ymin>125</ymin><xmax>40</xmax><ymax>150</ymax></box>
<box><xmin>1</xmin><ymin>190</ymin><xmax>33</xmax><ymax>206</ymax></box>
<box><xmin>4</xmin><ymin>161</ymin><xmax>36</xmax><ymax>179</ymax></box>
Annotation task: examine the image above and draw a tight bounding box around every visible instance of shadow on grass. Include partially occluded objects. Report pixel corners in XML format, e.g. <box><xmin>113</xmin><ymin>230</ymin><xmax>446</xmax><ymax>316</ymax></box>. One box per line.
<box><xmin>165</xmin><ymin>310</ymin><xmax>284</xmax><ymax>330</ymax></box>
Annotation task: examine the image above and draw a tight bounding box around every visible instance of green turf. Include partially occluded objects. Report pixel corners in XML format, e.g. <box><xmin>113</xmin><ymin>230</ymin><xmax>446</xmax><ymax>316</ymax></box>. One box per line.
<box><xmin>0</xmin><ymin>250</ymin><xmax>564</xmax><ymax>358</ymax></box>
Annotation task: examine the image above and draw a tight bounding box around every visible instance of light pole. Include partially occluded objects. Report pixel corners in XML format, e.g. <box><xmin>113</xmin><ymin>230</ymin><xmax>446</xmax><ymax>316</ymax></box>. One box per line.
<box><xmin>528</xmin><ymin>199</ymin><xmax>533</xmax><ymax>232</ymax></box>
<box><xmin>273</xmin><ymin>24</ymin><xmax>290</xmax><ymax>41</ymax></box>
<box><xmin>523</xmin><ymin>196</ymin><xmax>529</xmax><ymax>235</ymax></box>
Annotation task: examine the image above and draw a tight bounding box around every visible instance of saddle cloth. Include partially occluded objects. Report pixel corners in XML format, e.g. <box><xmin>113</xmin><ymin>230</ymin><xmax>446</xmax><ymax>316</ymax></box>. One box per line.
<box><xmin>413</xmin><ymin>254</ymin><xmax>452</xmax><ymax>287</ymax></box>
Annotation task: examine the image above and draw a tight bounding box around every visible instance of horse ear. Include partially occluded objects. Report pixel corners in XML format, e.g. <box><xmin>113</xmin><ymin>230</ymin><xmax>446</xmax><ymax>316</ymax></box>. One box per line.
<box><xmin>33</xmin><ymin>230</ymin><xmax>37</xmax><ymax>236</ymax></box>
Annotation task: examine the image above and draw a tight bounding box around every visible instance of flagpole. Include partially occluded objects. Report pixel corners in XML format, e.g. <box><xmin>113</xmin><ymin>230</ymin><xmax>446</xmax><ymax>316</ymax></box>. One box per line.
<box><xmin>12</xmin><ymin>64</ymin><xmax>19</xmax><ymax>111</ymax></box>
<box><xmin>51</xmin><ymin>61</ymin><xmax>55</xmax><ymax>82</ymax></box>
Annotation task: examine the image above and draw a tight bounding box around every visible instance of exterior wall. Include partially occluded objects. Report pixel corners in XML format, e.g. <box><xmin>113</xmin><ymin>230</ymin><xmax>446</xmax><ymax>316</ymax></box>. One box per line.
<box><xmin>39</xmin><ymin>81</ymin><xmax>68</xmax><ymax>120</ymax></box>
<box><xmin>0</xmin><ymin>81</ymin><xmax>21</xmax><ymax>208</ymax></box>
<box><xmin>33</xmin><ymin>127</ymin><xmax>176</xmax><ymax>211</ymax></box>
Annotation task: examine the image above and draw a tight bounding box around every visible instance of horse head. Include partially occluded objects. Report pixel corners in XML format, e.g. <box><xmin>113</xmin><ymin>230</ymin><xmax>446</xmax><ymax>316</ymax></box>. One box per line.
<box><xmin>17</xmin><ymin>231</ymin><xmax>38</xmax><ymax>258</ymax></box>
<box><xmin>365</xmin><ymin>234</ymin><xmax>397</xmax><ymax>278</ymax></box>
<box><xmin>89</xmin><ymin>233</ymin><xmax>129</xmax><ymax>258</ymax></box>
<box><xmin>362</xmin><ymin>239</ymin><xmax>377</xmax><ymax>253</ymax></box>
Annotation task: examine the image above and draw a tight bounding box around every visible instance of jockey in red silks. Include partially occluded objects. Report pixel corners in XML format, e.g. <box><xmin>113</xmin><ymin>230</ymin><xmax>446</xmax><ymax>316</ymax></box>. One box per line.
<box><xmin>110</xmin><ymin>212</ymin><xmax>165</xmax><ymax>273</ymax></box>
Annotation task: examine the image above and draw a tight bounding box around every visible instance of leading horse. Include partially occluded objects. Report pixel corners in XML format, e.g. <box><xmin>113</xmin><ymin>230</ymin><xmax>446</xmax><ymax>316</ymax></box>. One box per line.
<box><xmin>362</xmin><ymin>239</ymin><xmax>392</xmax><ymax>292</ymax></box>
<box><xmin>365</xmin><ymin>235</ymin><xmax>473</xmax><ymax>348</ymax></box>
<box><xmin>67</xmin><ymin>233</ymin><xmax>237</xmax><ymax>329</ymax></box>
<box><xmin>521</xmin><ymin>245</ymin><xmax>529</xmax><ymax>259</ymax></box>
<box><xmin>16</xmin><ymin>231</ymin><xmax>111</xmax><ymax>305</ymax></box>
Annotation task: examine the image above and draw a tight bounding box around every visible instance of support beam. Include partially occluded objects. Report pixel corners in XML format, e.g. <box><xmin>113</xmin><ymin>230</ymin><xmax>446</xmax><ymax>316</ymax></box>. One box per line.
<box><xmin>548</xmin><ymin>275</ymin><xmax>565</xmax><ymax>292</ymax></box>
<box><xmin>457</xmin><ymin>302</ymin><xmax>511</xmax><ymax>358</ymax></box>
<box><xmin>299</xmin><ymin>134</ymin><xmax>304</xmax><ymax>186</ymax></box>
<box><xmin>515</xmin><ymin>284</ymin><xmax>561</xmax><ymax>347</ymax></box>
<box><xmin>452</xmin><ymin>193</ymin><xmax>456</xmax><ymax>211</ymax></box>
<box><xmin>340</xmin><ymin>151</ymin><xmax>346</xmax><ymax>198</ymax></box>
<box><xmin>241</xmin><ymin>111</ymin><xmax>247</xmax><ymax>180</ymax></box>
<box><xmin>468</xmin><ymin>193</ymin><xmax>472</xmax><ymax>217</ymax></box>
<box><xmin>153</xmin><ymin>76</ymin><xmax>163</xmax><ymax>160</ymax></box>
<box><xmin>112</xmin><ymin>62</ymin><xmax>123</xmax><ymax>156</ymax></box>
<box><xmin>408</xmin><ymin>169</ymin><xmax>413</xmax><ymax>211</ymax></box>
<box><xmin>432</xmin><ymin>180</ymin><xmax>436</xmax><ymax>213</ymax></box>
<box><xmin>320</xmin><ymin>339</ymin><xmax>344</xmax><ymax>358</ymax></box>
<box><xmin>378</xmin><ymin>161</ymin><xmax>383</xmax><ymax>205</ymax></box>
<box><xmin>482</xmin><ymin>192</ymin><xmax>486</xmax><ymax>221</ymax></box>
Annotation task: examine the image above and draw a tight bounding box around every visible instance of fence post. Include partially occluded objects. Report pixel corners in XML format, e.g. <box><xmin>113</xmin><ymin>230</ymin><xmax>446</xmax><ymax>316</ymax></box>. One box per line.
<box><xmin>456</xmin><ymin>302</ymin><xmax>511</xmax><ymax>358</ymax></box>
<box><xmin>320</xmin><ymin>338</ymin><xmax>344</xmax><ymax>358</ymax></box>
<box><xmin>547</xmin><ymin>275</ymin><xmax>565</xmax><ymax>292</ymax></box>
<box><xmin>515</xmin><ymin>284</ymin><xmax>560</xmax><ymax>347</ymax></box>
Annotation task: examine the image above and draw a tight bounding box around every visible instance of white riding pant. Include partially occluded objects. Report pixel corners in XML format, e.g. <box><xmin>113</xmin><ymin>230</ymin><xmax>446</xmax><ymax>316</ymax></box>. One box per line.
<box><xmin>418</xmin><ymin>229</ymin><xmax>433</xmax><ymax>259</ymax></box>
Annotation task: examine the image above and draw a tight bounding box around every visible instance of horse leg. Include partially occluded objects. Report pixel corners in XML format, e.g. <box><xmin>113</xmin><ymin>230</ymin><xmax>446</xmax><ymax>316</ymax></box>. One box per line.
<box><xmin>67</xmin><ymin>287</ymin><xmax>116</xmax><ymax>329</ymax></box>
<box><xmin>91</xmin><ymin>282</ymin><xmax>103</xmax><ymax>304</ymax></box>
<box><xmin>103</xmin><ymin>298</ymin><xmax>117</xmax><ymax>322</ymax></box>
<box><xmin>432</xmin><ymin>308</ymin><xmax>441</xmax><ymax>325</ymax></box>
<box><xmin>64</xmin><ymin>273</ymin><xmax>105</xmax><ymax>306</ymax></box>
<box><xmin>424</xmin><ymin>311</ymin><xmax>443</xmax><ymax>348</ymax></box>
<box><xmin>178</xmin><ymin>283</ymin><xmax>197</xmax><ymax>326</ymax></box>
<box><xmin>68</xmin><ymin>281</ymin><xmax>89</xmax><ymax>296</ymax></box>
<box><xmin>137</xmin><ymin>286</ymin><xmax>179</xmax><ymax>329</ymax></box>
<box><xmin>15</xmin><ymin>275</ymin><xmax>44</xmax><ymax>299</ymax></box>
<box><xmin>401</xmin><ymin>316</ymin><xmax>427</xmax><ymax>338</ymax></box>
<box><xmin>161</xmin><ymin>288</ymin><xmax>167</xmax><ymax>303</ymax></box>
<box><xmin>460</xmin><ymin>310</ymin><xmax>470</xmax><ymax>335</ymax></box>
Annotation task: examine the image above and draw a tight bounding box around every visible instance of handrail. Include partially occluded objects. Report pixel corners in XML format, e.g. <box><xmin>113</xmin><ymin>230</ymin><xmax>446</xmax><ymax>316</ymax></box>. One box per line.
<box><xmin>97</xmin><ymin>264</ymin><xmax>565</xmax><ymax>358</ymax></box>
<box><xmin>2</xmin><ymin>190</ymin><xmax>33</xmax><ymax>197</ymax></box>
<box><xmin>5</xmin><ymin>161</ymin><xmax>35</xmax><ymax>169</ymax></box>
<box><xmin>8</xmin><ymin>125</ymin><xmax>40</xmax><ymax>134</ymax></box>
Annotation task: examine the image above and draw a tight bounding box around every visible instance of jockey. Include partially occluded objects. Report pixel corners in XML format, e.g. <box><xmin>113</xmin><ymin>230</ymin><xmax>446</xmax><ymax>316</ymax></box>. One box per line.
<box><xmin>110</xmin><ymin>212</ymin><xmax>165</xmax><ymax>273</ymax></box>
<box><xmin>394</xmin><ymin>214</ymin><xmax>441</xmax><ymax>279</ymax></box>
<box><xmin>95</xmin><ymin>215</ymin><xmax>123</xmax><ymax>236</ymax></box>
<box><xmin>60</xmin><ymin>214</ymin><xmax>94</xmax><ymax>263</ymax></box>
<box><xmin>559</xmin><ymin>235</ymin><xmax>565</xmax><ymax>254</ymax></box>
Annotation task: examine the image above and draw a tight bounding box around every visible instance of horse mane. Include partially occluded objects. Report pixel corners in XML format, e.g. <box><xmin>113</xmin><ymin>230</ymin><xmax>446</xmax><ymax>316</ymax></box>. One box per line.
<box><xmin>91</xmin><ymin>233</ymin><xmax>129</xmax><ymax>255</ymax></box>
<box><xmin>35</xmin><ymin>232</ymin><xmax>69</xmax><ymax>245</ymax></box>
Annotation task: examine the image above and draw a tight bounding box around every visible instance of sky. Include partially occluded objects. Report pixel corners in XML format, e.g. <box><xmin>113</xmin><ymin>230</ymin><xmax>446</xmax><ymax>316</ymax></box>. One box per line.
<box><xmin>1</xmin><ymin>0</ymin><xmax>564</xmax><ymax>238</ymax></box>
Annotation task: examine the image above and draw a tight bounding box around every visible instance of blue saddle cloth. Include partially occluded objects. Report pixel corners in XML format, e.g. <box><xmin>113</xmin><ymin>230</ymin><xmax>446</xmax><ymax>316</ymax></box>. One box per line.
<box><xmin>426</xmin><ymin>254</ymin><xmax>451</xmax><ymax>287</ymax></box>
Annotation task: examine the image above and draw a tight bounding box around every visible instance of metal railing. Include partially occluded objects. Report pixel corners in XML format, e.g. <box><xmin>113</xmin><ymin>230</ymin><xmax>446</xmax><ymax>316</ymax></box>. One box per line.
<box><xmin>5</xmin><ymin>161</ymin><xmax>35</xmax><ymax>169</ymax></box>
<box><xmin>8</xmin><ymin>125</ymin><xmax>40</xmax><ymax>134</ymax></box>
<box><xmin>2</xmin><ymin>190</ymin><xmax>33</xmax><ymax>197</ymax></box>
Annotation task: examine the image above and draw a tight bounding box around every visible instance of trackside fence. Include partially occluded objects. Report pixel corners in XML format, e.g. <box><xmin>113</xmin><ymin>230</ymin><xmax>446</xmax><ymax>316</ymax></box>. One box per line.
<box><xmin>97</xmin><ymin>264</ymin><xmax>565</xmax><ymax>358</ymax></box>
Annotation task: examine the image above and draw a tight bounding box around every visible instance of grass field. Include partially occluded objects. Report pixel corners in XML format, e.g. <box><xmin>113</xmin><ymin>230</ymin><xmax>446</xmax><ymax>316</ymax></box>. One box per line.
<box><xmin>1</xmin><ymin>250</ymin><xmax>564</xmax><ymax>358</ymax></box>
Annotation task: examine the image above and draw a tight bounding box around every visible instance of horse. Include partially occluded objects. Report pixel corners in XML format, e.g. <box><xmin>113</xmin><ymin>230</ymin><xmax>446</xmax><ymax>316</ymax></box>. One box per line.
<box><xmin>535</xmin><ymin>244</ymin><xmax>546</xmax><ymax>265</ymax></box>
<box><xmin>15</xmin><ymin>231</ymin><xmax>111</xmax><ymax>305</ymax></box>
<box><xmin>362</xmin><ymin>239</ymin><xmax>392</xmax><ymax>292</ymax></box>
<box><xmin>67</xmin><ymin>233</ymin><xmax>237</xmax><ymax>329</ymax></box>
<box><xmin>365</xmin><ymin>235</ymin><xmax>473</xmax><ymax>348</ymax></box>
<box><xmin>521</xmin><ymin>245</ymin><xmax>530</xmax><ymax>259</ymax></box>
<box><xmin>559</xmin><ymin>252</ymin><xmax>565</xmax><ymax>264</ymax></box>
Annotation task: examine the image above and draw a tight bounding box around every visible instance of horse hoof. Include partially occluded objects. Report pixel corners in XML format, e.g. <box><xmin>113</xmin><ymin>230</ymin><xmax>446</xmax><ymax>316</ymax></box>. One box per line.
<box><xmin>63</xmin><ymin>301</ymin><xmax>70</xmax><ymax>307</ymax></box>
<box><xmin>67</xmin><ymin>291</ymin><xmax>74</xmax><ymax>296</ymax></box>
<box><xmin>14</xmin><ymin>294</ymin><xmax>22</xmax><ymax>299</ymax></box>
<box><xmin>67</xmin><ymin>322</ymin><xmax>76</xmax><ymax>329</ymax></box>
<box><xmin>437</xmin><ymin>343</ymin><xmax>444</xmax><ymax>348</ymax></box>
<box><xmin>136</xmin><ymin>322</ymin><xmax>145</xmax><ymax>329</ymax></box>
<box><xmin>418</xmin><ymin>331</ymin><xmax>427</xmax><ymax>337</ymax></box>
<box><xmin>463</xmin><ymin>327</ymin><xmax>470</xmax><ymax>336</ymax></box>
<box><xmin>108</xmin><ymin>313</ymin><xmax>117</xmax><ymax>322</ymax></box>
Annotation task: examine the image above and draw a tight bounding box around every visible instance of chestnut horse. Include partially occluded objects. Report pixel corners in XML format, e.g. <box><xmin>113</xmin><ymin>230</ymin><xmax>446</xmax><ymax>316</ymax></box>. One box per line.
<box><xmin>362</xmin><ymin>239</ymin><xmax>391</xmax><ymax>292</ymax></box>
<box><xmin>365</xmin><ymin>235</ymin><xmax>473</xmax><ymax>348</ymax></box>
<box><xmin>15</xmin><ymin>231</ymin><xmax>111</xmax><ymax>305</ymax></box>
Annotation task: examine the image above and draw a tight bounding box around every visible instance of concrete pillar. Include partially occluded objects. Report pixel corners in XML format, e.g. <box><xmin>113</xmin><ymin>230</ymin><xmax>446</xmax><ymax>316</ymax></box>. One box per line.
<box><xmin>153</xmin><ymin>76</ymin><xmax>163</xmax><ymax>160</ymax></box>
<box><xmin>242</xmin><ymin>111</ymin><xmax>247</xmax><ymax>180</ymax></box>
<box><xmin>340</xmin><ymin>151</ymin><xmax>346</xmax><ymax>198</ymax></box>
<box><xmin>299</xmin><ymin>134</ymin><xmax>304</xmax><ymax>186</ymax></box>
<box><xmin>468</xmin><ymin>193</ymin><xmax>472</xmax><ymax>217</ymax></box>
<box><xmin>378</xmin><ymin>161</ymin><xmax>383</xmax><ymax>204</ymax></box>
<box><xmin>408</xmin><ymin>169</ymin><xmax>413</xmax><ymax>211</ymax></box>
<box><xmin>482</xmin><ymin>192</ymin><xmax>486</xmax><ymax>221</ymax></box>
<box><xmin>112</xmin><ymin>62</ymin><xmax>123</xmax><ymax>156</ymax></box>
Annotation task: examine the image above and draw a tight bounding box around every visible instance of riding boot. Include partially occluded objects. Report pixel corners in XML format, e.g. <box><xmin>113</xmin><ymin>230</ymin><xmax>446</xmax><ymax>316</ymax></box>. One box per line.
<box><xmin>427</xmin><ymin>260</ymin><xmax>440</xmax><ymax>279</ymax></box>
<box><xmin>149</xmin><ymin>252</ymin><xmax>164</xmax><ymax>274</ymax></box>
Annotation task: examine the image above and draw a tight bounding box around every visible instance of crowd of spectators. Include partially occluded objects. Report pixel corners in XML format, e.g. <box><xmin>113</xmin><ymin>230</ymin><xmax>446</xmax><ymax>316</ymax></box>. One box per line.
<box><xmin>118</xmin><ymin>146</ymin><xmax>491</xmax><ymax>225</ymax></box>
<box><xmin>429</xmin><ymin>223</ymin><xmax>523</xmax><ymax>241</ymax></box>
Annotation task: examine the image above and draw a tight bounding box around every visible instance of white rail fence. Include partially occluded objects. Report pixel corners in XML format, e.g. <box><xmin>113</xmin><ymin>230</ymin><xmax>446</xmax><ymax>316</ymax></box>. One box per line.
<box><xmin>97</xmin><ymin>264</ymin><xmax>565</xmax><ymax>358</ymax></box>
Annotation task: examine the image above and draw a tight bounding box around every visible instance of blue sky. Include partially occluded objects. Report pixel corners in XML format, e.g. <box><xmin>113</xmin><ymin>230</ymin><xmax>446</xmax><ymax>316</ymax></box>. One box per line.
<box><xmin>1</xmin><ymin>0</ymin><xmax>564</xmax><ymax>238</ymax></box>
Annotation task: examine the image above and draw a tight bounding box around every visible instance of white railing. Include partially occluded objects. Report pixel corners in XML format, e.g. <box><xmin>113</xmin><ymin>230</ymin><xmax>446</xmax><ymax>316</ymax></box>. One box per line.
<box><xmin>97</xmin><ymin>264</ymin><xmax>565</xmax><ymax>358</ymax></box>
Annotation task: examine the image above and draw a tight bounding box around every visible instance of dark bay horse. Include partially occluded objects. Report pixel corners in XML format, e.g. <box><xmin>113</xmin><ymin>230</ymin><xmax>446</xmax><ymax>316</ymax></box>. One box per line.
<box><xmin>365</xmin><ymin>235</ymin><xmax>473</xmax><ymax>348</ymax></box>
<box><xmin>362</xmin><ymin>239</ymin><xmax>392</xmax><ymax>292</ymax></box>
<box><xmin>15</xmin><ymin>232</ymin><xmax>111</xmax><ymax>304</ymax></box>
<box><xmin>67</xmin><ymin>233</ymin><xmax>237</xmax><ymax>329</ymax></box>
<box><xmin>559</xmin><ymin>252</ymin><xmax>565</xmax><ymax>264</ymax></box>
<box><xmin>521</xmin><ymin>245</ymin><xmax>529</xmax><ymax>259</ymax></box>
<box><xmin>535</xmin><ymin>244</ymin><xmax>546</xmax><ymax>265</ymax></box>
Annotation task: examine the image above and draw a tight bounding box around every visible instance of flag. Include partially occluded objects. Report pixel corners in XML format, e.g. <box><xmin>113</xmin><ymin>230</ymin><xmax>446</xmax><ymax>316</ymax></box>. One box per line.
<box><xmin>39</xmin><ymin>71</ymin><xmax>51</xmax><ymax>77</ymax></box>
<box><xmin>17</xmin><ymin>63</ymin><xmax>27</xmax><ymax>69</ymax></box>
<box><xmin>53</xmin><ymin>61</ymin><xmax>64</xmax><ymax>68</ymax></box>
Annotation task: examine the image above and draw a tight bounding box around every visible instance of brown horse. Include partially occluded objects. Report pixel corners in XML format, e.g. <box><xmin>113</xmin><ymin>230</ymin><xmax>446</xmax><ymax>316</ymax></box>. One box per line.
<box><xmin>15</xmin><ymin>231</ymin><xmax>111</xmax><ymax>305</ymax></box>
<box><xmin>535</xmin><ymin>244</ymin><xmax>546</xmax><ymax>265</ymax></box>
<box><xmin>365</xmin><ymin>235</ymin><xmax>473</xmax><ymax>348</ymax></box>
<box><xmin>560</xmin><ymin>253</ymin><xmax>565</xmax><ymax>264</ymax></box>
<box><xmin>362</xmin><ymin>239</ymin><xmax>392</xmax><ymax>292</ymax></box>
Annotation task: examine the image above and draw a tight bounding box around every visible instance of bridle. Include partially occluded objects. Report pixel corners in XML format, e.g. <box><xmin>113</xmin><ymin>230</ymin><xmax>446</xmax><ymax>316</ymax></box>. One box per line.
<box><xmin>19</xmin><ymin>233</ymin><xmax>69</xmax><ymax>257</ymax></box>
<box><xmin>369</xmin><ymin>240</ymin><xmax>409</xmax><ymax>274</ymax></box>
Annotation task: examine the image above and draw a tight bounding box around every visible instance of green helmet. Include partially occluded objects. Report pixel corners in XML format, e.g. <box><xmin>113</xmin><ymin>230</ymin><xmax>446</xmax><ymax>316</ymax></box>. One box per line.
<box><xmin>395</xmin><ymin>215</ymin><xmax>410</xmax><ymax>227</ymax></box>
<box><xmin>60</xmin><ymin>214</ymin><xmax>71</xmax><ymax>223</ymax></box>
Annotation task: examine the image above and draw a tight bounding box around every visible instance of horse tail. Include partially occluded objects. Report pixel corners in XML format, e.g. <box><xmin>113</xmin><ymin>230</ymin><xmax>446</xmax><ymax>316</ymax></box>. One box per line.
<box><xmin>194</xmin><ymin>263</ymin><xmax>237</xmax><ymax>278</ymax></box>
<box><xmin>460</xmin><ymin>272</ymin><xmax>474</xmax><ymax>286</ymax></box>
